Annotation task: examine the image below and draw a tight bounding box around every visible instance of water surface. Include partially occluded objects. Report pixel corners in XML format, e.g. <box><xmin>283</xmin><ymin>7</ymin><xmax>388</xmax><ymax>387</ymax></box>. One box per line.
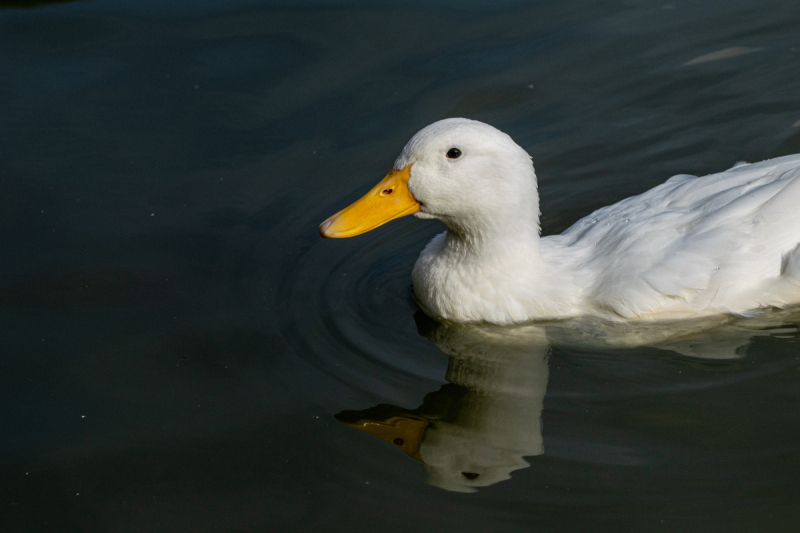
<box><xmin>3</xmin><ymin>0</ymin><xmax>800</xmax><ymax>531</ymax></box>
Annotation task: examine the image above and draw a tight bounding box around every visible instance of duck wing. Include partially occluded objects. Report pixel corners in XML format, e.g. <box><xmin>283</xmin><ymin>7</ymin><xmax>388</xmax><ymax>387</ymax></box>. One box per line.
<box><xmin>561</xmin><ymin>154</ymin><xmax>800</xmax><ymax>318</ymax></box>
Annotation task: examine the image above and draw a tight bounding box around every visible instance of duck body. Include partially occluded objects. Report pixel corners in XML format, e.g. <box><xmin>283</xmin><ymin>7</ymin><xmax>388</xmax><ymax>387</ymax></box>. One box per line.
<box><xmin>322</xmin><ymin>119</ymin><xmax>800</xmax><ymax>325</ymax></box>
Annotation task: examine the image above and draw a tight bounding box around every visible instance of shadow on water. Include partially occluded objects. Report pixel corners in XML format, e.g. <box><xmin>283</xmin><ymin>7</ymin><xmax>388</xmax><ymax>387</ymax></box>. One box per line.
<box><xmin>337</xmin><ymin>307</ymin><xmax>800</xmax><ymax>492</ymax></box>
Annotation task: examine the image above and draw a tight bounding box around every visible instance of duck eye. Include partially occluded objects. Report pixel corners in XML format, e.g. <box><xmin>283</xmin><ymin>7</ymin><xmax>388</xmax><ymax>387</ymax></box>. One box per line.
<box><xmin>446</xmin><ymin>148</ymin><xmax>462</xmax><ymax>159</ymax></box>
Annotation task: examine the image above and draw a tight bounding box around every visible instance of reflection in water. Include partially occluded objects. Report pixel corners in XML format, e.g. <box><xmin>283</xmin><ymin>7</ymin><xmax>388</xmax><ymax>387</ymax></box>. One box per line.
<box><xmin>338</xmin><ymin>313</ymin><xmax>548</xmax><ymax>493</ymax></box>
<box><xmin>337</xmin><ymin>308</ymin><xmax>800</xmax><ymax>492</ymax></box>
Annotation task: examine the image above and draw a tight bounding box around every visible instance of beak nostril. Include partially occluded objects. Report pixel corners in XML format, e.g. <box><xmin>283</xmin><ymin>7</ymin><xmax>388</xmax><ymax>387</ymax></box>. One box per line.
<box><xmin>392</xmin><ymin>437</ymin><xmax>404</xmax><ymax>446</ymax></box>
<box><xmin>382</xmin><ymin>189</ymin><xmax>393</xmax><ymax>195</ymax></box>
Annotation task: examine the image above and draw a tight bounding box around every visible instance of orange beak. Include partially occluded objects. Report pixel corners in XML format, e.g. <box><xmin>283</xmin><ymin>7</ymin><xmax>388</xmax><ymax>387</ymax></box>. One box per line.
<box><xmin>319</xmin><ymin>164</ymin><xmax>420</xmax><ymax>238</ymax></box>
<box><xmin>336</xmin><ymin>408</ymin><xmax>429</xmax><ymax>462</ymax></box>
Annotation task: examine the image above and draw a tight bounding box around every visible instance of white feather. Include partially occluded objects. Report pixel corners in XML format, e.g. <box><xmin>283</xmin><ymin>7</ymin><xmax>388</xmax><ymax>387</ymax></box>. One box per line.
<box><xmin>395</xmin><ymin>119</ymin><xmax>800</xmax><ymax>324</ymax></box>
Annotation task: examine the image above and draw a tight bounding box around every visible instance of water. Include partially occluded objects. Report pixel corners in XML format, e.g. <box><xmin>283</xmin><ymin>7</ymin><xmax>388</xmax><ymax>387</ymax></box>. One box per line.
<box><xmin>2</xmin><ymin>0</ymin><xmax>800</xmax><ymax>530</ymax></box>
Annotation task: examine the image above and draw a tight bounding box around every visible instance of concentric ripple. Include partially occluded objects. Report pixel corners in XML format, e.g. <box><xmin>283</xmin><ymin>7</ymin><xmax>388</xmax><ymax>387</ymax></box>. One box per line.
<box><xmin>277</xmin><ymin>197</ymin><xmax>448</xmax><ymax>403</ymax></box>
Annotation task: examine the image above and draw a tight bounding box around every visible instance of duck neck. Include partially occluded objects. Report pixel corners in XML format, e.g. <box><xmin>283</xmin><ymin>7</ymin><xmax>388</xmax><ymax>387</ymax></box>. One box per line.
<box><xmin>414</xmin><ymin>216</ymin><xmax>553</xmax><ymax>323</ymax></box>
<box><xmin>450</xmin><ymin>159</ymin><xmax>542</xmax><ymax>262</ymax></box>
<box><xmin>440</xmin><ymin>209</ymin><xmax>543</xmax><ymax>269</ymax></box>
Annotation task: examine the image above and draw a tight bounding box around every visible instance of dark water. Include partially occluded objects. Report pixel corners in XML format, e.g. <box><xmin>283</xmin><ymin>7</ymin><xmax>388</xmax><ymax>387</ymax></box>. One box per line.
<box><xmin>3</xmin><ymin>0</ymin><xmax>800</xmax><ymax>531</ymax></box>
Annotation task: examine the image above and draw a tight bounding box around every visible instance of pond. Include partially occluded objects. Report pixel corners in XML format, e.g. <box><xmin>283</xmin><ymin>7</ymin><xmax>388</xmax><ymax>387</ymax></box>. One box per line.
<box><xmin>2</xmin><ymin>0</ymin><xmax>800</xmax><ymax>531</ymax></box>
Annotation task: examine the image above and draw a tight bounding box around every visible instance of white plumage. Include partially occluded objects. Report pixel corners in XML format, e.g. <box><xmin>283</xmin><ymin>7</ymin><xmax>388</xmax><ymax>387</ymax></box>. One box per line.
<box><xmin>399</xmin><ymin>119</ymin><xmax>800</xmax><ymax>324</ymax></box>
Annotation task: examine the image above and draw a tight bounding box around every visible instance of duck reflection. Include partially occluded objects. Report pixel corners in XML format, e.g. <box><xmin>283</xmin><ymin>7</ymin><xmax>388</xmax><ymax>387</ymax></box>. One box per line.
<box><xmin>336</xmin><ymin>308</ymin><xmax>800</xmax><ymax>492</ymax></box>
<box><xmin>337</xmin><ymin>313</ymin><xmax>550</xmax><ymax>493</ymax></box>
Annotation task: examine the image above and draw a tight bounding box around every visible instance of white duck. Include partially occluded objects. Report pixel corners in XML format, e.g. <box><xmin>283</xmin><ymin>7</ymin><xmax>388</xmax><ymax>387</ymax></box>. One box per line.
<box><xmin>320</xmin><ymin>118</ymin><xmax>800</xmax><ymax>324</ymax></box>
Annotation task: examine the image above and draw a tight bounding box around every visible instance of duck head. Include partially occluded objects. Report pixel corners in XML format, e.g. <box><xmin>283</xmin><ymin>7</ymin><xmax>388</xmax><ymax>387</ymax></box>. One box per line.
<box><xmin>319</xmin><ymin>118</ymin><xmax>540</xmax><ymax>239</ymax></box>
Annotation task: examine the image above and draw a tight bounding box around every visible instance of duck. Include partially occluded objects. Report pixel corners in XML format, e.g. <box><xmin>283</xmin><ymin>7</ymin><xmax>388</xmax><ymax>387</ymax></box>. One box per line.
<box><xmin>319</xmin><ymin>118</ymin><xmax>800</xmax><ymax>325</ymax></box>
